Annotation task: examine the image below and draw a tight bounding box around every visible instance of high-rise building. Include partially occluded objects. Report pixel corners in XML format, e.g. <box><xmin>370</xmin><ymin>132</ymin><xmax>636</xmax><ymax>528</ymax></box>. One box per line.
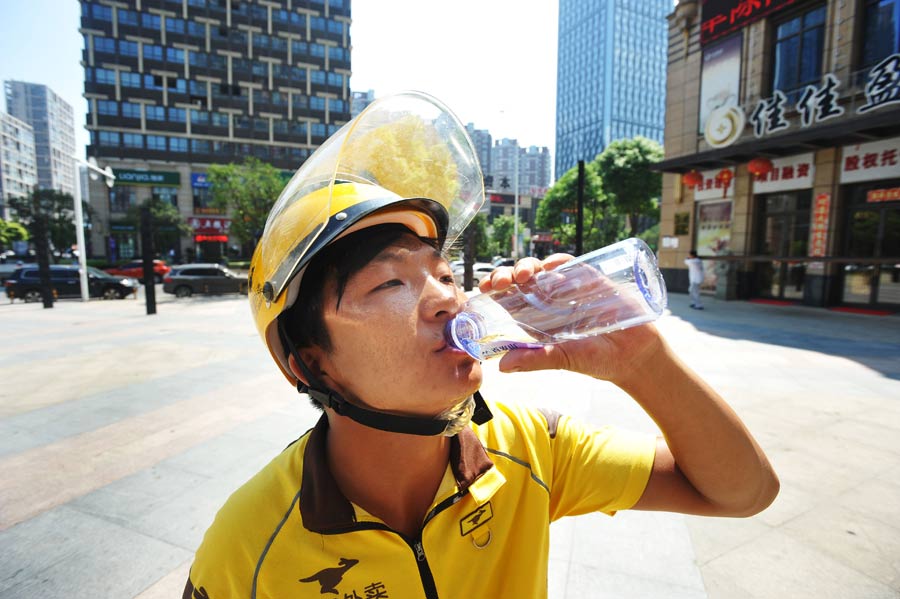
<box><xmin>465</xmin><ymin>123</ymin><xmax>492</xmax><ymax>180</ymax></box>
<box><xmin>79</xmin><ymin>0</ymin><xmax>351</xmax><ymax>261</ymax></box>
<box><xmin>555</xmin><ymin>0</ymin><xmax>669</xmax><ymax>177</ymax></box>
<box><xmin>490</xmin><ymin>139</ymin><xmax>551</xmax><ymax>195</ymax></box>
<box><xmin>350</xmin><ymin>89</ymin><xmax>375</xmax><ymax>117</ymax></box>
<box><xmin>0</xmin><ymin>111</ymin><xmax>38</xmax><ymax>220</ymax></box>
<box><xmin>4</xmin><ymin>81</ymin><xmax>77</xmax><ymax>197</ymax></box>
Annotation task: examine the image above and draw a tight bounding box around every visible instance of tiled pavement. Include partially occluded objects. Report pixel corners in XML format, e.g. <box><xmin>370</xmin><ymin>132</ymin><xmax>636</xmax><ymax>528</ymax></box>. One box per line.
<box><xmin>1</xmin><ymin>288</ymin><xmax>899</xmax><ymax>598</ymax></box>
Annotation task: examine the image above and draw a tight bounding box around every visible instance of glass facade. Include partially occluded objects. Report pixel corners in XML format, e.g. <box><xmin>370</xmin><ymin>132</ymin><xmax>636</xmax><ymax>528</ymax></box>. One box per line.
<box><xmin>555</xmin><ymin>0</ymin><xmax>669</xmax><ymax>178</ymax></box>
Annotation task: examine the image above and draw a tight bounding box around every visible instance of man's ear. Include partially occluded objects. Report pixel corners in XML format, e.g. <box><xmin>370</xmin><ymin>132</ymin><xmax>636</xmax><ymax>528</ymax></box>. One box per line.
<box><xmin>287</xmin><ymin>348</ymin><xmax>327</xmax><ymax>387</ymax></box>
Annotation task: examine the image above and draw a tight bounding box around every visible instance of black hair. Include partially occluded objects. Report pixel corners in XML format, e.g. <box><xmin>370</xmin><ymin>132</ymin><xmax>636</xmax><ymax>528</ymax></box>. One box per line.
<box><xmin>280</xmin><ymin>222</ymin><xmax>440</xmax><ymax>356</ymax></box>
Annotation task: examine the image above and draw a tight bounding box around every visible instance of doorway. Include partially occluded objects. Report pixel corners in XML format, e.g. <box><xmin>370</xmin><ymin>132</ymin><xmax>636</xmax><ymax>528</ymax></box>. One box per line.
<box><xmin>754</xmin><ymin>191</ymin><xmax>811</xmax><ymax>300</ymax></box>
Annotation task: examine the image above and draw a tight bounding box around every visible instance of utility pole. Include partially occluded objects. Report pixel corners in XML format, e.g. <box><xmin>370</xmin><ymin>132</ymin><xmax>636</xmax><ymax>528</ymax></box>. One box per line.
<box><xmin>576</xmin><ymin>160</ymin><xmax>585</xmax><ymax>255</ymax></box>
<box><xmin>32</xmin><ymin>192</ymin><xmax>54</xmax><ymax>309</ymax></box>
<box><xmin>140</xmin><ymin>204</ymin><xmax>157</xmax><ymax>315</ymax></box>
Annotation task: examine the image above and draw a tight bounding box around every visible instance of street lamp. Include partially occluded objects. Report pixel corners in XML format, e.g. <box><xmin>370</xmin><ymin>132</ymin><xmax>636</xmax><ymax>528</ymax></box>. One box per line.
<box><xmin>72</xmin><ymin>156</ymin><xmax>115</xmax><ymax>301</ymax></box>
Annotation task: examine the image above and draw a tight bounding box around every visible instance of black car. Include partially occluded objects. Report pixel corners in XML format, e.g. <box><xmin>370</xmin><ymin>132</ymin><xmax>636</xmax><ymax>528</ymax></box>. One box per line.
<box><xmin>162</xmin><ymin>263</ymin><xmax>246</xmax><ymax>297</ymax></box>
<box><xmin>4</xmin><ymin>265</ymin><xmax>139</xmax><ymax>302</ymax></box>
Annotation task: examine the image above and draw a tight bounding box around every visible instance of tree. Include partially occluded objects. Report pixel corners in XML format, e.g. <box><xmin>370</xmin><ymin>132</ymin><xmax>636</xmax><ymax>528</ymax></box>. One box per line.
<box><xmin>9</xmin><ymin>188</ymin><xmax>92</xmax><ymax>262</ymax></box>
<box><xmin>535</xmin><ymin>162</ymin><xmax>623</xmax><ymax>252</ymax></box>
<box><xmin>489</xmin><ymin>214</ymin><xmax>526</xmax><ymax>257</ymax></box>
<box><xmin>0</xmin><ymin>218</ymin><xmax>29</xmax><ymax>248</ymax></box>
<box><xmin>207</xmin><ymin>157</ymin><xmax>286</xmax><ymax>253</ymax></box>
<box><xmin>593</xmin><ymin>137</ymin><xmax>663</xmax><ymax>238</ymax></box>
<box><xmin>120</xmin><ymin>198</ymin><xmax>191</xmax><ymax>258</ymax></box>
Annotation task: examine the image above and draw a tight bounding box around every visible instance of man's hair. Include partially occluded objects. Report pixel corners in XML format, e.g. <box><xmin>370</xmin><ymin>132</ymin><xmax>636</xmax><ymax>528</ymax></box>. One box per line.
<box><xmin>689</xmin><ymin>249</ymin><xmax>698</xmax><ymax>257</ymax></box>
<box><xmin>279</xmin><ymin>223</ymin><xmax>440</xmax><ymax>406</ymax></box>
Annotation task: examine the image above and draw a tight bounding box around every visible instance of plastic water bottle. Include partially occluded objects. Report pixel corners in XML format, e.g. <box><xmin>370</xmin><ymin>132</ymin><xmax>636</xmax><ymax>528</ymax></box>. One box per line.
<box><xmin>445</xmin><ymin>238</ymin><xmax>667</xmax><ymax>360</ymax></box>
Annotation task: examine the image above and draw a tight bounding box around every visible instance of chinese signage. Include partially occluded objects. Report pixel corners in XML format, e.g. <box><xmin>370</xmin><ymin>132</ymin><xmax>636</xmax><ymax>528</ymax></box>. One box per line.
<box><xmin>701</xmin><ymin>0</ymin><xmax>797</xmax><ymax>45</ymax></box>
<box><xmin>867</xmin><ymin>187</ymin><xmax>900</xmax><ymax>203</ymax></box>
<box><xmin>752</xmin><ymin>153</ymin><xmax>814</xmax><ymax>193</ymax></box>
<box><xmin>700</xmin><ymin>34</ymin><xmax>742</xmax><ymax>135</ymax></box>
<box><xmin>113</xmin><ymin>169</ymin><xmax>180</xmax><ymax>187</ymax></box>
<box><xmin>189</xmin><ymin>217</ymin><xmax>231</xmax><ymax>234</ymax></box>
<box><xmin>809</xmin><ymin>193</ymin><xmax>830</xmax><ymax>268</ymax></box>
<box><xmin>191</xmin><ymin>173</ymin><xmax>210</xmax><ymax>188</ymax></box>
<box><xmin>839</xmin><ymin>137</ymin><xmax>900</xmax><ymax>184</ymax></box>
<box><xmin>694</xmin><ymin>168</ymin><xmax>735</xmax><ymax>201</ymax></box>
<box><xmin>858</xmin><ymin>54</ymin><xmax>900</xmax><ymax>114</ymax></box>
<box><xmin>696</xmin><ymin>200</ymin><xmax>733</xmax><ymax>290</ymax></box>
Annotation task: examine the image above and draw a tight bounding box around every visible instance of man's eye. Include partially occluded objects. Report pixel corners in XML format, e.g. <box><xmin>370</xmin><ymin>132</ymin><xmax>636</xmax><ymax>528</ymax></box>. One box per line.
<box><xmin>440</xmin><ymin>275</ymin><xmax>455</xmax><ymax>285</ymax></box>
<box><xmin>374</xmin><ymin>279</ymin><xmax>402</xmax><ymax>291</ymax></box>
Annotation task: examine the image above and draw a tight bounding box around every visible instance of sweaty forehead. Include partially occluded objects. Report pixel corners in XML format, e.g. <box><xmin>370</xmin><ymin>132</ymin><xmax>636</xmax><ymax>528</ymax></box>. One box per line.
<box><xmin>369</xmin><ymin>236</ymin><xmax>442</xmax><ymax>265</ymax></box>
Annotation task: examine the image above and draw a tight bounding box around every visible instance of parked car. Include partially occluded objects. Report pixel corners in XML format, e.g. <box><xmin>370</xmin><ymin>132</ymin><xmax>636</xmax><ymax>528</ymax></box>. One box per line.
<box><xmin>4</xmin><ymin>265</ymin><xmax>139</xmax><ymax>302</ymax></box>
<box><xmin>104</xmin><ymin>259</ymin><xmax>171</xmax><ymax>283</ymax></box>
<box><xmin>492</xmin><ymin>257</ymin><xmax>516</xmax><ymax>268</ymax></box>
<box><xmin>162</xmin><ymin>263</ymin><xmax>246</xmax><ymax>297</ymax></box>
<box><xmin>453</xmin><ymin>262</ymin><xmax>495</xmax><ymax>287</ymax></box>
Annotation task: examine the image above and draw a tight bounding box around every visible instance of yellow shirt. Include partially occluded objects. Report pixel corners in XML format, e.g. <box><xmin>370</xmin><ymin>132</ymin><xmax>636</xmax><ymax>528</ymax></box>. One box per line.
<box><xmin>184</xmin><ymin>400</ymin><xmax>655</xmax><ymax>599</ymax></box>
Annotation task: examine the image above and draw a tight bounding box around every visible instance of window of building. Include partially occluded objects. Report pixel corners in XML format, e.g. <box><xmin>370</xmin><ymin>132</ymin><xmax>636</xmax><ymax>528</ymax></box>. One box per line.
<box><xmin>862</xmin><ymin>0</ymin><xmax>900</xmax><ymax>68</ymax></box>
<box><xmin>168</xmin><ymin>78</ymin><xmax>187</xmax><ymax>93</ymax></box>
<box><xmin>110</xmin><ymin>186</ymin><xmax>138</xmax><ymax>213</ymax></box>
<box><xmin>310</xmin><ymin>43</ymin><xmax>326</xmax><ymax>58</ymax></box>
<box><xmin>168</xmin><ymin>108</ymin><xmax>186</xmax><ymax>122</ymax></box>
<box><xmin>98</xmin><ymin>100</ymin><xmax>118</xmax><ymax>116</ymax></box>
<box><xmin>290</xmin><ymin>121</ymin><xmax>307</xmax><ymax>137</ymax></box>
<box><xmin>169</xmin><ymin>137</ymin><xmax>188</xmax><ymax>152</ymax></box>
<box><xmin>211</xmin><ymin>112</ymin><xmax>229</xmax><ymax>127</ymax></box>
<box><xmin>94</xmin><ymin>37</ymin><xmax>116</xmax><ymax>54</ymax></box>
<box><xmin>147</xmin><ymin>135</ymin><xmax>166</xmax><ymax>150</ymax></box>
<box><xmin>96</xmin><ymin>68</ymin><xmax>117</xmax><ymax>85</ymax></box>
<box><xmin>253</xmin><ymin>118</ymin><xmax>269</xmax><ymax>133</ymax></box>
<box><xmin>310</xmin><ymin>70</ymin><xmax>325</xmax><ymax>84</ymax></box>
<box><xmin>99</xmin><ymin>131</ymin><xmax>120</xmax><ymax>146</ymax></box>
<box><xmin>311</xmin><ymin>123</ymin><xmax>326</xmax><ymax>137</ymax></box>
<box><xmin>146</xmin><ymin>105</ymin><xmax>165</xmax><ymax>121</ymax></box>
<box><xmin>291</xmin><ymin>40</ymin><xmax>308</xmax><ymax>55</ymax></box>
<box><xmin>152</xmin><ymin>186</ymin><xmax>178</xmax><ymax>207</ymax></box>
<box><xmin>167</xmin><ymin>47</ymin><xmax>184</xmax><ymax>63</ymax></box>
<box><xmin>92</xmin><ymin>4</ymin><xmax>112</xmax><ymax>21</ymax></box>
<box><xmin>327</xmin><ymin>72</ymin><xmax>343</xmax><ymax>87</ymax></box>
<box><xmin>144</xmin><ymin>44</ymin><xmax>163</xmax><ymax>62</ymax></box>
<box><xmin>191</xmin><ymin>139</ymin><xmax>211</xmax><ymax>153</ymax></box>
<box><xmin>190</xmin><ymin>51</ymin><xmax>208</xmax><ymax>67</ymax></box>
<box><xmin>119</xmin><ymin>40</ymin><xmax>138</xmax><ymax>57</ymax></box>
<box><xmin>191</xmin><ymin>109</ymin><xmax>209</xmax><ymax>125</ymax></box>
<box><xmin>142</xmin><ymin>13</ymin><xmax>161</xmax><ymax>30</ymax></box>
<box><xmin>118</xmin><ymin>9</ymin><xmax>138</xmax><ymax>25</ymax></box>
<box><xmin>310</xmin><ymin>17</ymin><xmax>326</xmax><ymax>31</ymax></box>
<box><xmin>166</xmin><ymin>17</ymin><xmax>186</xmax><ymax>34</ymax></box>
<box><xmin>272</xmin><ymin>37</ymin><xmax>286</xmax><ymax>52</ymax></box>
<box><xmin>253</xmin><ymin>34</ymin><xmax>271</xmax><ymax>50</ymax></box>
<box><xmin>123</xmin><ymin>133</ymin><xmax>144</xmax><ymax>148</ymax></box>
<box><xmin>771</xmin><ymin>5</ymin><xmax>826</xmax><ymax>101</ymax></box>
<box><xmin>145</xmin><ymin>74</ymin><xmax>163</xmax><ymax>90</ymax></box>
<box><xmin>252</xmin><ymin>61</ymin><xmax>267</xmax><ymax>76</ymax></box>
<box><xmin>121</xmin><ymin>72</ymin><xmax>141</xmax><ymax>88</ymax></box>
<box><xmin>310</xmin><ymin>96</ymin><xmax>326</xmax><ymax>110</ymax></box>
<box><xmin>187</xmin><ymin>20</ymin><xmax>205</xmax><ymax>37</ymax></box>
<box><xmin>121</xmin><ymin>102</ymin><xmax>141</xmax><ymax>119</ymax></box>
<box><xmin>327</xmin><ymin>20</ymin><xmax>343</xmax><ymax>35</ymax></box>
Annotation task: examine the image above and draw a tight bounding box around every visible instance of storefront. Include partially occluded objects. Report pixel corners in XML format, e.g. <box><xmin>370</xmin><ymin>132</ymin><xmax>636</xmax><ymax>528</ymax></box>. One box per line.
<box><xmin>837</xmin><ymin>138</ymin><xmax>900</xmax><ymax>307</ymax></box>
<box><xmin>189</xmin><ymin>216</ymin><xmax>231</xmax><ymax>263</ymax></box>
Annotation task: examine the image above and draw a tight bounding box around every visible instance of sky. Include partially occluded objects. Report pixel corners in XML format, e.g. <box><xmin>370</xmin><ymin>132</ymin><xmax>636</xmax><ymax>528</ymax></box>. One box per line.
<box><xmin>0</xmin><ymin>0</ymin><xmax>559</xmax><ymax>163</ymax></box>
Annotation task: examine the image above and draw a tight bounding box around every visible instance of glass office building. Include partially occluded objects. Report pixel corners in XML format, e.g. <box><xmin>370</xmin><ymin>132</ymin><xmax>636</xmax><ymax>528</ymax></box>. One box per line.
<box><xmin>555</xmin><ymin>0</ymin><xmax>669</xmax><ymax>178</ymax></box>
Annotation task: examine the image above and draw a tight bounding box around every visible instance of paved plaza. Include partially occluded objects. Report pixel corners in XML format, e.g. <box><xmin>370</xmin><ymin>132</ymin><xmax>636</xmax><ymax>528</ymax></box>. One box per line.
<box><xmin>1</xmin><ymin>288</ymin><xmax>899</xmax><ymax>598</ymax></box>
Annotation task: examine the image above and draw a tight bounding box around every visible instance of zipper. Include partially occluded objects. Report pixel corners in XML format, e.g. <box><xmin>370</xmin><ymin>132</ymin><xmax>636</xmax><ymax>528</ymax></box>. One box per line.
<box><xmin>407</xmin><ymin>537</ymin><xmax>439</xmax><ymax>599</ymax></box>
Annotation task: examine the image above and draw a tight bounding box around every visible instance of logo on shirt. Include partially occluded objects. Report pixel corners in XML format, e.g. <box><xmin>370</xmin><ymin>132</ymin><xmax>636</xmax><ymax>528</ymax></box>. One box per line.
<box><xmin>459</xmin><ymin>501</ymin><xmax>493</xmax><ymax>536</ymax></box>
<box><xmin>299</xmin><ymin>557</ymin><xmax>359</xmax><ymax>595</ymax></box>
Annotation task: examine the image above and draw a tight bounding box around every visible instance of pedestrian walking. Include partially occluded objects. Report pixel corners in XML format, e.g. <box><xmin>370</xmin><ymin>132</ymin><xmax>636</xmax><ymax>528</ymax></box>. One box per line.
<box><xmin>685</xmin><ymin>250</ymin><xmax>705</xmax><ymax>309</ymax></box>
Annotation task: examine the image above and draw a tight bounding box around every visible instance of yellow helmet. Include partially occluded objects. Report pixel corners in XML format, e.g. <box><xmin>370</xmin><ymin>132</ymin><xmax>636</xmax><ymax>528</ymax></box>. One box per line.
<box><xmin>249</xmin><ymin>91</ymin><xmax>485</xmax><ymax>383</ymax></box>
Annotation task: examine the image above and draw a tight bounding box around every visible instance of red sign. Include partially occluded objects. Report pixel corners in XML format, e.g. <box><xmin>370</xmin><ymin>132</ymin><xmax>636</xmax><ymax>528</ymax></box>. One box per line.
<box><xmin>867</xmin><ymin>187</ymin><xmax>900</xmax><ymax>203</ymax></box>
<box><xmin>701</xmin><ymin>0</ymin><xmax>798</xmax><ymax>45</ymax></box>
<box><xmin>189</xmin><ymin>217</ymin><xmax>231</xmax><ymax>234</ymax></box>
<box><xmin>809</xmin><ymin>193</ymin><xmax>830</xmax><ymax>258</ymax></box>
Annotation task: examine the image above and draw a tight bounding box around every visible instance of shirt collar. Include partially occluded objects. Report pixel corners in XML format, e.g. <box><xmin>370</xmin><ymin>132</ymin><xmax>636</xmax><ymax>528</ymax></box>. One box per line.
<box><xmin>299</xmin><ymin>413</ymin><xmax>495</xmax><ymax>533</ymax></box>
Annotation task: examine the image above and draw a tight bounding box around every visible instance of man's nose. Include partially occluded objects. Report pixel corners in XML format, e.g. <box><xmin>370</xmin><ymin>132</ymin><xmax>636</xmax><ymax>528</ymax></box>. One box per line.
<box><xmin>422</xmin><ymin>277</ymin><xmax>460</xmax><ymax>319</ymax></box>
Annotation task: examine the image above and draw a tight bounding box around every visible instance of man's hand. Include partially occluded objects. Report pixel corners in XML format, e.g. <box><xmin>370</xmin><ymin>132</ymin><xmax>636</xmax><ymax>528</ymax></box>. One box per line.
<box><xmin>478</xmin><ymin>254</ymin><xmax>665</xmax><ymax>384</ymax></box>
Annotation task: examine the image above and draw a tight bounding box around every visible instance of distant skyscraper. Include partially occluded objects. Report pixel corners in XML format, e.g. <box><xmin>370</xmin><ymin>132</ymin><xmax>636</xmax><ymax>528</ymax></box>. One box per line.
<box><xmin>490</xmin><ymin>139</ymin><xmax>551</xmax><ymax>193</ymax></box>
<box><xmin>351</xmin><ymin>90</ymin><xmax>376</xmax><ymax>117</ymax></box>
<box><xmin>465</xmin><ymin>123</ymin><xmax>492</xmax><ymax>181</ymax></box>
<box><xmin>4</xmin><ymin>81</ymin><xmax>77</xmax><ymax>197</ymax></box>
<box><xmin>0</xmin><ymin>111</ymin><xmax>38</xmax><ymax>219</ymax></box>
<box><xmin>555</xmin><ymin>0</ymin><xmax>669</xmax><ymax>177</ymax></box>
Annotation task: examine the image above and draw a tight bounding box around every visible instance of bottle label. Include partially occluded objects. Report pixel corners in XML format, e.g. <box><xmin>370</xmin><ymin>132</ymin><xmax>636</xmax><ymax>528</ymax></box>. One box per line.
<box><xmin>470</xmin><ymin>336</ymin><xmax>544</xmax><ymax>359</ymax></box>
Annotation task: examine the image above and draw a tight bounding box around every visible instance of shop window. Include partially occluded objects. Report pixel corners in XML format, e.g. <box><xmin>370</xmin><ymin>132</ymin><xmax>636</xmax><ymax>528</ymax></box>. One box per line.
<box><xmin>771</xmin><ymin>5</ymin><xmax>826</xmax><ymax>102</ymax></box>
<box><xmin>152</xmin><ymin>186</ymin><xmax>179</xmax><ymax>207</ymax></box>
<box><xmin>193</xmin><ymin>185</ymin><xmax>224</xmax><ymax>215</ymax></box>
<box><xmin>861</xmin><ymin>0</ymin><xmax>900</xmax><ymax>68</ymax></box>
<box><xmin>110</xmin><ymin>186</ymin><xmax>138</xmax><ymax>213</ymax></box>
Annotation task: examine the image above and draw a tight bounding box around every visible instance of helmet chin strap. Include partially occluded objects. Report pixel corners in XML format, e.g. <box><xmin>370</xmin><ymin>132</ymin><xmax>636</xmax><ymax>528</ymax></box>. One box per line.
<box><xmin>279</xmin><ymin>319</ymin><xmax>492</xmax><ymax>436</ymax></box>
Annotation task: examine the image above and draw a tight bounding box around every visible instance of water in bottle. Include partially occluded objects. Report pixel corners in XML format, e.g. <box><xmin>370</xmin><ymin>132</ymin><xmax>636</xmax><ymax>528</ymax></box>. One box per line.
<box><xmin>445</xmin><ymin>238</ymin><xmax>667</xmax><ymax>360</ymax></box>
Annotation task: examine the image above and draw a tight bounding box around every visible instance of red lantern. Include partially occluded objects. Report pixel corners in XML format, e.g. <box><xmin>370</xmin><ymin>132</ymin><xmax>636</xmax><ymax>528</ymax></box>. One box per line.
<box><xmin>748</xmin><ymin>157</ymin><xmax>774</xmax><ymax>180</ymax></box>
<box><xmin>715</xmin><ymin>168</ymin><xmax>733</xmax><ymax>198</ymax></box>
<box><xmin>683</xmin><ymin>170</ymin><xmax>703</xmax><ymax>188</ymax></box>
